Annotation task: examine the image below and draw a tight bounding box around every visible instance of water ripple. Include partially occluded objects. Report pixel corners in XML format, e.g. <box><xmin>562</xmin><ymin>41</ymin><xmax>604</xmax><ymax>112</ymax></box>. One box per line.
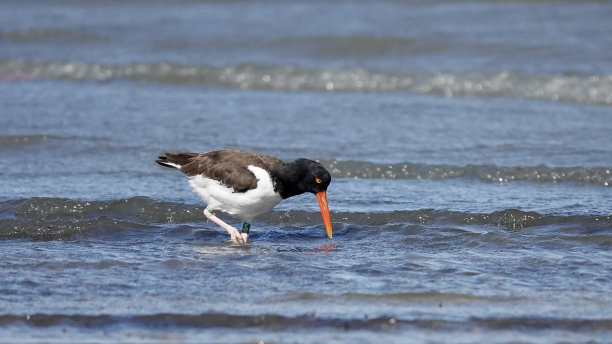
<box><xmin>2</xmin><ymin>59</ymin><xmax>611</xmax><ymax>106</ymax></box>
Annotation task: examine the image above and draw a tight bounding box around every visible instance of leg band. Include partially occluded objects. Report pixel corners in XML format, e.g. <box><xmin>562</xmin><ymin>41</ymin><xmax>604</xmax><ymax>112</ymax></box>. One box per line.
<box><xmin>241</xmin><ymin>223</ymin><xmax>250</xmax><ymax>234</ymax></box>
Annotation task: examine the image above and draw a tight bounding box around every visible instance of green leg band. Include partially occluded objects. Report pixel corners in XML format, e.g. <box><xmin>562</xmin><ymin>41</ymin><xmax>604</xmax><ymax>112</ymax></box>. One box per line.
<box><xmin>241</xmin><ymin>223</ymin><xmax>250</xmax><ymax>234</ymax></box>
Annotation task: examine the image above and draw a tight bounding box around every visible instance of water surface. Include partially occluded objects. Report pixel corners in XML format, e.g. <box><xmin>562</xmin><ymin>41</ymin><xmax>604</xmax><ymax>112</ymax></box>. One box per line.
<box><xmin>1</xmin><ymin>0</ymin><xmax>611</xmax><ymax>342</ymax></box>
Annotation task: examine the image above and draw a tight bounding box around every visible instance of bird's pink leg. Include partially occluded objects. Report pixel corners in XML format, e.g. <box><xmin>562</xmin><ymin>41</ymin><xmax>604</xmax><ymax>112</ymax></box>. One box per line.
<box><xmin>203</xmin><ymin>208</ymin><xmax>248</xmax><ymax>243</ymax></box>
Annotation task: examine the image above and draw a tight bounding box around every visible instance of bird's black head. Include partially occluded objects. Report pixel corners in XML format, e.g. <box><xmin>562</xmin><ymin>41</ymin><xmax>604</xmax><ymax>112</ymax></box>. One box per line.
<box><xmin>273</xmin><ymin>158</ymin><xmax>331</xmax><ymax>198</ymax></box>
<box><xmin>273</xmin><ymin>158</ymin><xmax>333</xmax><ymax>238</ymax></box>
<box><xmin>298</xmin><ymin>159</ymin><xmax>331</xmax><ymax>194</ymax></box>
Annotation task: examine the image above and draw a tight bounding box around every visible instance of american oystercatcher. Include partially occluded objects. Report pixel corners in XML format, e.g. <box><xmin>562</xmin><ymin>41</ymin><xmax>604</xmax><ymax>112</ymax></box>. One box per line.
<box><xmin>156</xmin><ymin>149</ymin><xmax>332</xmax><ymax>243</ymax></box>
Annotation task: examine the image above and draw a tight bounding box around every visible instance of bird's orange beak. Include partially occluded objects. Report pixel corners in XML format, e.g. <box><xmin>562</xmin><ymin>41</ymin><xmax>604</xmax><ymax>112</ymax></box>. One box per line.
<box><xmin>316</xmin><ymin>191</ymin><xmax>332</xmax><ymax>238</ymax></box>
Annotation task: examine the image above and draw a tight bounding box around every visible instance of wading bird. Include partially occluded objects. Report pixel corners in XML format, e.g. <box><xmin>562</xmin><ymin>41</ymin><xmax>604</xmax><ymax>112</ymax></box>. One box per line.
<box><xmin>156</xmin><ymin>149</ymin><xmax>332</xmax><ymax>243</ymax></box>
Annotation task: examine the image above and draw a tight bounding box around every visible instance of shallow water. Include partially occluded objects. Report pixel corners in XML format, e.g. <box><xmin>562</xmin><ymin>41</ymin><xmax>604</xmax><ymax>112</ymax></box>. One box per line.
<box><xmin>1</xmin><ymin>0</ymin><xmax>612</xmax><ymax>343</ymax></box>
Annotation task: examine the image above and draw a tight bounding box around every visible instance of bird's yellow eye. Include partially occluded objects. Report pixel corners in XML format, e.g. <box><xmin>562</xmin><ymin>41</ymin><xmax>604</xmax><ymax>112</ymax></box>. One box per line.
<box><xmin>315</xmin><ymin>178</ymin><xmax>322</xmax><ymax>184</ymax></box>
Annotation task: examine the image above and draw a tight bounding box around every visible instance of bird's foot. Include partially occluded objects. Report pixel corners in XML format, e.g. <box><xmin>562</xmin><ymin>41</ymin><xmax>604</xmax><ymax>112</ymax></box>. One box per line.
<box><xmin>203</xmin><ymin>208</ymin><xmax>246</xmax><ymax>244</ymax></box>
<box><xmin>240</xmin><ymin>232</ymin><xmax>249</xmax><ymax>243</ymax></box>
<box><xmin>228</xmin><ymin>229</ymin><xmax>249</xmax><ymax>244</ymax></box>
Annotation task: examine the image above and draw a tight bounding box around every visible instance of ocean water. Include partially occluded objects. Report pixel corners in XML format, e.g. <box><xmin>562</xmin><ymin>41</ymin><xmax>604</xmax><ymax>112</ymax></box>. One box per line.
<box><xmin>1</xmin><ymin>0</ymin><xmax>611</xmax><ymax>343</ymax></box>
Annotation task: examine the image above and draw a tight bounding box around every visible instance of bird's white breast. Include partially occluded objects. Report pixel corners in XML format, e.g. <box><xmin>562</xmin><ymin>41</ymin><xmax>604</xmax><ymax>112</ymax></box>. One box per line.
<box><xmin>187</xmin><ymin>165</ymin><xmax>282</xmax><ymax>222</ymax></box>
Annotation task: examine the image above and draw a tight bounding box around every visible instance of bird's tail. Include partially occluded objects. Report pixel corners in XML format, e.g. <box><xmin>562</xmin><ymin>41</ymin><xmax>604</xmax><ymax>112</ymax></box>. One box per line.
<box><xmin>156</xmin><ymin>152</ymin><xmax>198</xmax><ymax>170</ymax></box>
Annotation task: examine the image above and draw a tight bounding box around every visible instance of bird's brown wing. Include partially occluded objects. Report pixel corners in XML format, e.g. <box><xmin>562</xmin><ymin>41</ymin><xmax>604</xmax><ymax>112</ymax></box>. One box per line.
<box><xmin>178</xmin><ymin>150</ymin><xmax>284</xmax><ymax>193</ymax></box>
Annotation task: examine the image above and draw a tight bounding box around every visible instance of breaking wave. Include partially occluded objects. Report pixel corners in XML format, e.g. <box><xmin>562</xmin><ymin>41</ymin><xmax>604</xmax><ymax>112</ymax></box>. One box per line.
<box><xmin>1</xmin><ymin>197</ymin><xmax>610</xmax><ymax>240</ymax></box>
<box><xmin>1</xmin><ymin>58</ymin><xmax>611</xmax><ymax>105</ymax></box>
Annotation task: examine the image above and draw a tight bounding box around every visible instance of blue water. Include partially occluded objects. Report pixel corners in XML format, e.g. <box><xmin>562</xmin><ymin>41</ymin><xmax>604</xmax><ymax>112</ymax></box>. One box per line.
<box><xmin>1</xmin><ymin>0</ymin><xmax>611</xmax><ymax>343</ymax></box>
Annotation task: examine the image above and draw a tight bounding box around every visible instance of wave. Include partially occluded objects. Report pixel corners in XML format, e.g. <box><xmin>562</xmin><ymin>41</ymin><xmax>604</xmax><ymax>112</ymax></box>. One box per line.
<box><xmin>1</xmin><ymin>197</ymin><xmax>610</xmax><ymax>240</ymax></box>
<box><xmin>0</xmin><ymin>197</ymin><xmax>194</xmax><ymax>240</ymax></box>
<box><xmin>0</xmin><ymin>136</ymin><xmax>609</xmax><ymax>187</ymax></box>
<box><xmin>0</xmin><ymin>134</ymin><xmax>58</xmax><ymax>148</ymax></box>
<box><xmin>321</xmin><ymin>161</ymin><xmax>612</xmax><ymax>186</ymax></box>
<box><xmin>1</xmin><ymin>312</ymin><xmax>610</xmax><ymax>332</ymax></box>
<box><xmin>276</xmin><ymin>291</ymin><xmax>520</xmax><ymax>303</ymax></box>
<box><xmin>0</xmin><ymin>29</ymin><xmax>101</xmax><ymax>43</ymax></box>
<box><xmin>271</xmin><ymin>35</ymin><xmax>448</xmax><ymax>57</ymax></box>
<box><xmin>1</xmin><ymin>58</ymin><xmax>611</xmax><ymax>106</ymax></box>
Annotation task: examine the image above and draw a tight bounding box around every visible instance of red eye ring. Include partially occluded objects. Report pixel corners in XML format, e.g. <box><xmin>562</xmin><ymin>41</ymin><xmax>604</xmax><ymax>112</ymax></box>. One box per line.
<box><xmin>315</xmin><ymin>178</ymin><xmax>322</xmax><ymax>184</ymax></box>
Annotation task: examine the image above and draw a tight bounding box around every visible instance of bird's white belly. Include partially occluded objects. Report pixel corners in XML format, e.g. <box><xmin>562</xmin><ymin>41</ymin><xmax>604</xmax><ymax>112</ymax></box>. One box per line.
<box><xmin>187</xmin><ymin>165</ymin><xmax>282</xmax><ymax>222</ymax></box>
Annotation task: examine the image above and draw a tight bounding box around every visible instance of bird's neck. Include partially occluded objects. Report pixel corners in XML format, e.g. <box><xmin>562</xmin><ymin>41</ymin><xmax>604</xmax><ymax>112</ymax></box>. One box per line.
<box><xmin>271</xmin><ymin>161</ymin><xmax>308</xmax><ymax>199</ymax></box>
